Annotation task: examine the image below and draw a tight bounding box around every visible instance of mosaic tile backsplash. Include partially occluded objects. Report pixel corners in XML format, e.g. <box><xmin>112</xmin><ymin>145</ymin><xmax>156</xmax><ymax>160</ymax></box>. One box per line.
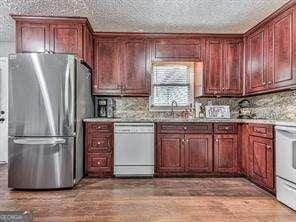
<box><xmin>97</xmin><ymin>89</ymin><xmax>296</xmax><ymax>121</ymax></box>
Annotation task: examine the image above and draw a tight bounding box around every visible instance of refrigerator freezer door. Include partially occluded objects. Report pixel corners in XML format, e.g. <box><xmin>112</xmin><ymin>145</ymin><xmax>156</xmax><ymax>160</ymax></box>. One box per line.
<box><xmin>8</xmin><ymin>137</ymin><xmax>74</xmax><ymax>189</ymax></box>
<box><xmin>8</xmin><ymin>53</ymin><xmax>75</xmax><ymax>137</ymax></box>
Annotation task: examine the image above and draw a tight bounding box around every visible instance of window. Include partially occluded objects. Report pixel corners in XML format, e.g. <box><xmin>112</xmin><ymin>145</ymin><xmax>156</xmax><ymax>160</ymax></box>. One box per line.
<box><xmin>149</xmin><ymin>62</ymin><xmax>194</xmax><ymax>111</ymax></box>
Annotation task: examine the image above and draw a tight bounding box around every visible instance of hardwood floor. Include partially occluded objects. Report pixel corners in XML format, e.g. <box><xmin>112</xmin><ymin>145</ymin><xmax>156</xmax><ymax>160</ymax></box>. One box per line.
<box><xmin>0</xmin><ymin>164</ymin><xmax>295</xmax><ymax>222</ymax></box>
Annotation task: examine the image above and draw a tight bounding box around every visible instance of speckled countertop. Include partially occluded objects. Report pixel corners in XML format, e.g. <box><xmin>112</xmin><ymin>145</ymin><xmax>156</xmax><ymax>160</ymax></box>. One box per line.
<box><xmin>83</xmin><ymin>117</ymin><xmax>296</xmax><ymax>126</ymax></box>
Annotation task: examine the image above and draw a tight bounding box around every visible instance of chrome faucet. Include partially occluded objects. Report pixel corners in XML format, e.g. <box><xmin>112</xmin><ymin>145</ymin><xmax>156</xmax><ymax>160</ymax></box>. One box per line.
<box><xmin>171</xmin><ymin>100</ymin><xmax>178</xmax><ymax>118</ymax></box>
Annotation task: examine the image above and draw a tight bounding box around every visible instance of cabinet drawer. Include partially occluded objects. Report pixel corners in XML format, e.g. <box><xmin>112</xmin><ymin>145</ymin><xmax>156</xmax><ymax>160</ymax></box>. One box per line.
<box><xmin>214</xmin><ymin>123</ymin><xmax>238</xmax><ymax>134</ymax></box>
<box><xmin>87</xmin><ymin>122</ymin><xmax>113</xmax><ymax>133</ymax></box>
<box><xmin>87</xmin><ymin>153</ymin><xmax>112</xmax><ymax>172</ymax></box>
<box><xmin>249</xmin><ymin>124</ymin><xmax>273</xmax><ymax>138</ymax></box>
<box><xmin>88</xmin><ymin>133</ymin><xmax>113</xmax><ymax>153</ymax></box>
<box><xmin>157</xmin><ymin>123</ymin><xmax>213</xmax><ymax>134</ymax></box>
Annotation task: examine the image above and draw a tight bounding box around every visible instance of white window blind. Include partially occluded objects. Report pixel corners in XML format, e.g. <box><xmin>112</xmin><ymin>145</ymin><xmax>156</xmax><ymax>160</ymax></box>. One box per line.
<box><xmin>150</xmin><ymin>62</ymin><xmax>194</xmax><ymax>110</ymax></box>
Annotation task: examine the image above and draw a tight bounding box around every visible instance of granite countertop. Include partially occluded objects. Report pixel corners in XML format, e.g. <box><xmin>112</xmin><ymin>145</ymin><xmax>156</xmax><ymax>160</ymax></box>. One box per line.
<box><xmin>83</xmin><ymin>117</ymin><xmax>296</xmax><ymax>126</ymax></box>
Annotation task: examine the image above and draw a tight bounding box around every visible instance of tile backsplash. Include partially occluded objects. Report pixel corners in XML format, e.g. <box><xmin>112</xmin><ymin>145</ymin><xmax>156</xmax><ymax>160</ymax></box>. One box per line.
<box><xmin>97</xmin><ymin>89</ymin><xmax>296</xmax><ymax>120</ymax></box>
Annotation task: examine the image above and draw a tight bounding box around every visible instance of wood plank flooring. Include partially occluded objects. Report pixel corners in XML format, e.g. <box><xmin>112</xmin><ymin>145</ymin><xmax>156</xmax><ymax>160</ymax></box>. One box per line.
<box><xmin>0</xmin><ymin>164</ymin><xmax>295</xmax><ymax>222</ymax></box>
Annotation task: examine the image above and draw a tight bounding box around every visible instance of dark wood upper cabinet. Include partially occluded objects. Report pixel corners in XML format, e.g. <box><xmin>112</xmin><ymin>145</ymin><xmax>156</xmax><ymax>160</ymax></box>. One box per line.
<box><xmin>223</xmin><ymin>40</ymin><xmax>243</xmax><ymax>95</ymax></box>
<box><xmin>93</xmin><ymin>38</ymin><xmax>121</xmax><ymax>95</ymax></box>
<box><xmin>249</xmin><ymin>136</ymin><xmax>274</xmax><ymax>190</ymax></box>
<box><xmin>151</xmin><ymin>38</ymin><xmax>204</xmax><ymax>61</ymax></box>
<box><xmin>50</xmin><ymin>23</ymin><xmax>83</xmax><ymax>58</ymax></box>
<box><xmin>268</xmin><ymin>6</ymin><xmax>296</xmax><ymax>90</ymax></box>
<box><xmin>12</xmin><ymin>16</ymin><xmax>94</xmax><ymax>69</ymax></box>
<box><xmin>83</xmin><ymin>25</ymin><xmax>94</xmax><ymax>69</ymax></box>
<box><xmin>185</xmin><ymin>134</ymin><xmax>213</xmax><ymax>173</ymax></box>
<box><xmin>205</xmin><ymin>39</ymin><xmax>223</xmax><ymax>95</ymax></box>
<box><xmin>15</xmin><ymin>21</ymin><xmax>50</xmax><ymax>53</ymax></box>
<box><xmin>122</xmin><ymin>38</ymin><xmax>150</xmax><ymax>96</ymax></box>
<box><xmin>156</xmin><ymin>134</ymin><xmax>185</xmax><ymax>173</ymax></box>
<box><xmin>214</xmin><ymin>134</ymin><xmax>238</xmax><ymax>173</ymax></box>
<box><xmin>245</xmin><ymin>27</ymin><xmax>269</xmax><ymax>94</ymax></box>
<box><xmin>93</xmin><ymin>37</ymin><xmax>149</xmax><ymax>96</ymax></box>
<box><xmin>205</xmin><ymin>38</ymin><xmax>242</xmax><ymax>96</ymax></box>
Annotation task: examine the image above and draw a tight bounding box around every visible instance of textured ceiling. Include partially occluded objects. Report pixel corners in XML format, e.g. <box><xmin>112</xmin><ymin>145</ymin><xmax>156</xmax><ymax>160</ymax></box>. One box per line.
<box><xmin>0</xmin><ymin>0</ymin><xmax>290</xmax><ymax>42</ymax></box>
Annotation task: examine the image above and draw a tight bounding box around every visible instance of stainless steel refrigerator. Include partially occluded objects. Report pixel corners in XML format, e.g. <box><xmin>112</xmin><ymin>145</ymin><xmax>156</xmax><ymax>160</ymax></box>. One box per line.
<box><xmin>8</xmin><ymin>53</ymin><xmax>93</xmax><ymax>189</ymax></box>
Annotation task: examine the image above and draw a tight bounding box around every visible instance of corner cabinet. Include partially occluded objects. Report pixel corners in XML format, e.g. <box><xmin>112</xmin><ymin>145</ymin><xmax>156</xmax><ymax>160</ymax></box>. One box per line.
<box><xmin>12</xmin><ymin>15</ymin><xmax>94</xmax><ymax>69</ymax></box>
<box><xmin>205</xmin><ymin>38</ymin><xmax>243</xmax><ymax>96</ymax></box>
<box><xmin>246</xmin><ymin>124</ymin><xmax>274</xmax><ymax>192</ymax></box>
<box><xmin>93</xmin><ymin>36</ymin><xmax>150</xmax><ymax>96</ymax></box>
<box><xmin>245</xmin><ymin>26</ymin><xmax>269</xmax><ymax>94</ymax></box>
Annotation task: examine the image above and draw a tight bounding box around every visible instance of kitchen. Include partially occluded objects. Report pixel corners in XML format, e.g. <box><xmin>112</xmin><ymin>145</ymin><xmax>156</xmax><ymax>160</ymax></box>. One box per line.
<box><xmin>1</xmin><ymin>0</ymin><xmax>296</xmax><ymax>221</ymax></box>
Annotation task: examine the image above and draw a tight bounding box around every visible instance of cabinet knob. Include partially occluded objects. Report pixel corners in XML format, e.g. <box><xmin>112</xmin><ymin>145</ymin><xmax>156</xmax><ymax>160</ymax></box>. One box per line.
<box><xmin>97</xmin><ymin>161</ymin><xmax>101</xmax><ymax>165</ymax></box>
<box><xmin>267</xmin><ymin>145</ymin><xmax>272</xmax><ymax>150</ymax></box>
<box><xmin>97</xmin><ymin>126</ymin><xmax>101</xmax><ymax>129</ymax></box>
<box><xmin>262</xmin><ymin>82</ymin><xmax>267</xmax><ymax>86</ymax></box>
<box><xmin>184</xmin><ymin>126</ymin><xmax>187</xmax><ymax>130</ymax></box>
<box><xmin>268</xmin><ymin>81</ymin><xmax>272</xmax><ymax>85</ymax></box>
<box><xmin>97</xmin><ymin>142</ymin><xmax>101</xmax><ymax>145</ymax></box>
<box><xmin>186</xmin><ymin>139</ymin><xmax>189</xmax><ymax>143</ymax></box>
<box><xmin>225</xmin><ymin>127</ymin><xmax>229</xmax><ymax>130</ymax></box>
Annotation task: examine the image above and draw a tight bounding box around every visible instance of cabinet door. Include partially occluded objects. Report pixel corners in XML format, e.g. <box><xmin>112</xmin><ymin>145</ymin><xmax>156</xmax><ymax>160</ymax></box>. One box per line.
<box><xmin>122</xmin><ymin>39</ymin><xmax>149</xmax><ymax>96</ymax></box>
<box><xmin>214</xmin><ymin>134</ymin><xmax>238</xmax><ymax>173</ymax></box>
<box><xmin>50</xmin><ymin>23</ymin><xmax>83</xmax><ymax>58</ymax></box>
<box><xmin>185</xmin><ymin>134</ymin><xmax>213</xmax><ymax>173</ymax></box>
<box><xmin>15</xmin><ymin>21</ymin><xmax>50</xmax><ymax>53</ymax></box>
<box><xmin>151</xmin><ymin>38</ymin><xmax>203</xmax><ymax>61</ymax></box>
<box><xmin>268</xmin><ymin>7</ymin><xmax>296</xmax><ymax>89</ymax></box>
<box><xmin>249</xmin><ymin>136</ymin><xmax>274</xmax><ymax>190</ymax></box>
<box><xmin>223</xmin><ymin>40</ymin><xmax>243</xmax><ymax>95</ymax></box>
<box><xmin>156</xmin><ymin>134</ymin><xmax>185</xmax><ymax>173</ymax></box>
<box><xmin>93</xmin><ymin>38</ymin><xmax>121</xmax><ymax>95</ymax></box>
<box><xmin>205</xmin><ymin>39</ymin><xmax>223</xmax><ymax>95</ymax></box>
<box><xmin>83</xmin><ymin>26</ymin><xmax>94</xmax><ymax>69</ymax></box>
<box><xmin>245</xmin><ymin>27</ymin><xmax>269</xmax><ymax>93</ymax></box>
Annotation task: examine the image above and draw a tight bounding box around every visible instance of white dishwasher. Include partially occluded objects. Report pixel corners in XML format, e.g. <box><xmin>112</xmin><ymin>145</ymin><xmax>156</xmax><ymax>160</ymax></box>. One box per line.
<box><xmin>114</xmin><ymin>123</ymin><xmax>154</xmax><ymax>177</ymax></box>
<box><xmin>275</xmin><ymin>125</ymin><xmax>296</xmax><ymax>210</ymax></box>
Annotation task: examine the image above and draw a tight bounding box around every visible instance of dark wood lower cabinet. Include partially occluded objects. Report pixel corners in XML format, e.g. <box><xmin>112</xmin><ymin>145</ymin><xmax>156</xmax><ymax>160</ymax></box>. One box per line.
<box><xmin>185</xmin><ymin>134</ymin><xmax>213</xmax><ymax>173</ymax></box>
<box><xmin>214</xmin><ymin>134</ymin><xmax>238</xmax><ymax>174</ymax></box>
<box><xmin>85</xmin><ymin>122</ymin><xmax>114</xmax><ymax>177</ymax></box>
<box><xmin>156</xmin><ymin>134</ymin><xmax>185</xmax><ymax>173</ymax></box>
<box><xmin>249</xmin><ymin>136</ymin><xmax>274</xmax><ymax>191</ymax></box>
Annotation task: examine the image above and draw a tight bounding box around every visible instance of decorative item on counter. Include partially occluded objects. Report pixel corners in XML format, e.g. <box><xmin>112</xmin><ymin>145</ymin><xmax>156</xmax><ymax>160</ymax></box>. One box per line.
<box><xmin>205</xmin><ymin>105</ymin><xmax>230</xmax><ymax>119</ymax></box>
<box><xmin>199</xmin><ymin>105</ymin><xmax>206</xmax><ymax>118</ymax></box>
<box><xmin>195</xmin><ymin>102</ymin><xmax>202</xmax><ymax>118</ymax></box>
<box><xmin>238</xmin><ymin>99</ymin><xmax>256</xmax><ymax>119</ymax></box>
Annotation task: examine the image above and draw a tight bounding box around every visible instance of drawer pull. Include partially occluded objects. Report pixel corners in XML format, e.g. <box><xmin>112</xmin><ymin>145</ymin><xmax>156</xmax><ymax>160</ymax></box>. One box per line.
<box><xmin>225</xmin><ymin>127</ymin><xmax>229</xmax><ymax>130</ymax></box>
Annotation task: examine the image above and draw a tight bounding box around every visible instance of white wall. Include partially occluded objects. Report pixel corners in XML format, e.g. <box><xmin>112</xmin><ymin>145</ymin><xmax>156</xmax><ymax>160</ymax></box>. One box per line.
<box><xmin>0</xmin><ymin>41</ymin><xmax>15</xmax><ymax>57</ymax></box>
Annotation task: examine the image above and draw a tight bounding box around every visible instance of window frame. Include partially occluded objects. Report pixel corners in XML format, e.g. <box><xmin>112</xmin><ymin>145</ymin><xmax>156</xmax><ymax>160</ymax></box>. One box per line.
<box><xmin>149</xmin><ymin>61</ymin><xmax>195</xmax><ymax>111</ymax></box>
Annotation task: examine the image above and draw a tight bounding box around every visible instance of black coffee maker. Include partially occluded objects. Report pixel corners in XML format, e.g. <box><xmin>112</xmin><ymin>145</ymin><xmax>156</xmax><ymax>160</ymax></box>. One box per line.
<box><xmin>95</xmin><ymin>98</ymin><xmax>115</xmax><ymax>118</ymax></box>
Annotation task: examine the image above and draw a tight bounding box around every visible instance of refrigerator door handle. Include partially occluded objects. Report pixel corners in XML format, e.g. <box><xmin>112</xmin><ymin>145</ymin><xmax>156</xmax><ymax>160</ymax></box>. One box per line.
<box><xmin>13</xmin><ymin>138</ymin><xmax>66</xmax><ymax>145</ymax></box>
